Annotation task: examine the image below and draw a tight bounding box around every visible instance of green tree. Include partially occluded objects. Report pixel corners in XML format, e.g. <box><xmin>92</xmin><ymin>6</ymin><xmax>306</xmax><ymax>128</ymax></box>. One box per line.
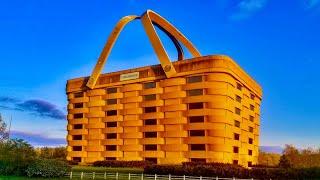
<box><xmin>258</xmin><ymin>151</ymin><xmax>281</xmax><ymax>167</ymax></box>
<box><xmin>0</xmin><ymin>138</ymin><xmax>36</xmax><ymax>175</ymax></box>
<box><xmin>0</xmin><ymin>113</ymin><xmax>9</xmax><ymax>142</ymax></box>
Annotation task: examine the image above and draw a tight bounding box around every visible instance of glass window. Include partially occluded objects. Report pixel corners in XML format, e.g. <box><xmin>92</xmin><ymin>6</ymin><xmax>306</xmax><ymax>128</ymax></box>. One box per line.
<box><xmin>106</xmin><ymin>133</ymin><xmax>117</xmax><ymax>139</ymax></box>
<box><xmin>187</xmin><ymin>76</ymin><xmax>202</xmax><ymax>83</ymax></box>
<box><xmin>250</xmin><ymin>94</ymin><xmax>255</xmax><ymax>100</ymax></box>
<box><xmin>248</xmin><ymin>161</ymin><xmax>252</xmax><ymax>167</ymax></box>
<box><xmin>74</xmin><ymin>103</ymin><xmax>83</xmax><ymax>108</ymax></box>
<box><xmin>234</xmin><ymin>120</ymin><xmax>241</xmax><ymax>128</ymax></box>
<box><xmin>189</xmin><ymin>103</ymin><xmax>204</xmax><ymax>109</ymax></box>
<box><xmin>190</xmin><ymin>144</ymin><xmax>206</xmax><ymax>151</ymax></box>
<box><xmin>235</xmin><ymin>95</ymin><xmax>242</xmax><ymax>103</ymax></box>
<box><xmin>73</xmin><ymin>146</ymin><xmax>82</xmax><ymax>151</ymax></box>
<box><xmin>145</xmin><ymin>158</ymin><xmax>157</xmax><ymax>163</ymax></box>
<box><xmin>144</xmin><ymin>119</ymin><xmax>157</xmax><ymax>125</ymax></box>
<box><xmin>249</xmin><ymin>126</ymin><xmax>254</xmax><ymax>133</ymax></box>
<box><xmin>73</xmin><ymin>157</ymin><xmax>81</xmax><ymax>162</ymax></box>
<box><xmin>187</xmin><ymin>89</ymin><xmax>203</xmax><ymax>96</ymax></box>
<box><xmin>144</xmin><ymin>94</ymin><xmax>156</xmax><ymax>101</ymax></box>
<box><xmin>73</xmin><ymin>135</ymin><xmax>82</xmax><ymax>140</ymax></box>
<box><xmin>189</xmin><ymin>116</ymin><xmax>204</xmax><ymax>123</ymax></box>
<box><xmin>235</xmin><ymin>107</ymin><xmax>241</xmax><ymax>115</ymax></box>
<box><xmin>144</xmin><ymin>145</ymin><xmax>157</xmax><ymax>151</ymax></box>
<box><xmin>106</xmin><ymin>122</ymin><xmax>117</xmax><ymax>127</ymax></box>
<box><xmin>250</xmin><ymin>104</ymin><xmax>255</xmax><ymax>111</ymax></box>
<box><xmin>107</xmin><ymin>87</ymin><xmax>117</xmax><ymax>94</ymax></box>
<box><xmin>236</xmin><ymin>83</ymin><xmax>242</xmax><ymax>90</ymax></box>
<box><xmin>233</xmin><ymin>146</ymin><xmax>239</xmax><ymax>153</ymax></box>
<box><xmin>249</xmin><ymin>115</ymin><xmax>254</xmax><ymax>122</ymax></box>
<box><xmin>74</xmin><ymin>92</ymin><xmax>84</xmax><ymax>98</ymax></box>
<box><xmin>106</xmin><ymin>145</ymin><xmax>117</xmax><ymax>151</ymax></box>
<box><xmin>73</xmin><ymin>124</ymin><xmax>83</xmax><ymax>129</ymax></box>
<box><xmin>144</xmin><ymin>82</ymin><xmax>156</xmax><ymax>89</ymax></box>
<box><xmin>233</xmin><ymin>160</ymin><xmax>238</xmax><ymax>165</ymax></box>
<box><xmin>189</xmin><ymin>130</ymin><xmax>205</xmax><ymax>136</ymax></box>
<box><xmin>234</xmin><ymin>133</ymin><xmax>240</xmax><ymax>140</ymax></box>
<box><xmin>106</xmin><ymin>110</ymin><xmax>117</xmax><ymax>116</ymax></box>
<box><xmin>74</xmin><ymin>113</ymin><xmax>83</xmax><ymax>119</ymax></box>
<box><xmin>144</xmin><ymin>107</ymin><xmax>156</xmax><ymax>113</ymax></box>
<box><xmin>105</xmin><ymin>157</ymin><xmax>116</xmax><ymax>161</ymax></box>
<box><xmin>190</xmin><ymin>158</ymin><xmax>206</xmax><ymax>163</ymax></box>
<box><xmin>249</xmin><ymin>138</ymin><xmax>253</xmax><ymax>144</ymax></box>
<box><xmin>144</xmin><ymin>132</ymin><xmax>157</xmax><ymax>138</ymax></box>
<box><xmin>107</xmin><ymin>99</ymin><xmax>117</xmax><ymax>105</ymax></box>
<box><xmin>248</xmin><ymin>150</ymin><xmax>253</xmax><ymax>156</ymax></box>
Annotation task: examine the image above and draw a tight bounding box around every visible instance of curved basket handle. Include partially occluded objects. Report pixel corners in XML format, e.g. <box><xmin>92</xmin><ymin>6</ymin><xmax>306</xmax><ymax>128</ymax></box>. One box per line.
<box><xmin>86</xmin><ymin>10</ymin><xmax>201</xmax><ymax>89</ymax></box>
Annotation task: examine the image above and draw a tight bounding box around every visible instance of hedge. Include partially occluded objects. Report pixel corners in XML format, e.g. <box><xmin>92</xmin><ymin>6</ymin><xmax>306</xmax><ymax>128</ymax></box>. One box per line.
<box><xmin>26</xmin><ymin>158</ymin><xmax>71</xmax><ymax>177</ymax></box>
<box><xmin>93</xmin><ymin>160</ymin><xmax>154</xmax><ymax>168</ymax></box>
<box><xmin>144</xmin><ymin>163</ymin><xmax>320</xmax><ymax>179</ymax></box>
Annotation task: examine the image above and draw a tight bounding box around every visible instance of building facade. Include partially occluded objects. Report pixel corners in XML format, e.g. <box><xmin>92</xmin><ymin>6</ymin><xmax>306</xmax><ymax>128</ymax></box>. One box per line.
<box><xmin>66</xmin><ymin>55</ymin><xmax>262</xmax><ymax>167</ymax></box>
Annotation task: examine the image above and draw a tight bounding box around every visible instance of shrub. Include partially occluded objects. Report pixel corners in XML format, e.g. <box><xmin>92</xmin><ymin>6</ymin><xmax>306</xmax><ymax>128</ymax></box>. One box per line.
<box><xmin>0</xmin><ymin>139</ymin><xmax>36</xmax><ymax>176</ymax></box>
<box><xmin>93</xmin><ymin>160</ymin><xmax>153</xmax><ymax>168</ymax></box>
<box><xmin>26</xmin><ymin>158</ymin><xmax>71</xmax><ymax>177</ymax></box>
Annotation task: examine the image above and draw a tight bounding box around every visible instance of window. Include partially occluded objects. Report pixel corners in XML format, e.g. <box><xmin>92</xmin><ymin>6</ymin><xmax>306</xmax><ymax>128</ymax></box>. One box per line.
<box><xmin>248</xmin><ymin>161</ymin><xmax>252</xmax><ymax>167</ymax></box>
<box><xmin>233</xmin><ymin>146</ymin><xmax>239</xmax><ymax>153</ymax></box>
<box><xmin>73</xmin><ymin>124</ymin><xmax>83</xmax><ymax>129</ymax></box>
<box><xmin>249</xmin><ymin>126</ymin><xmax>253</xmax><ymax>133</ymax></box>
<box><xmin>233</xmin><ymin>160</ymin><xmax>238</xmax><ymax>165</ymax></box>
<box><xmin>249</xmin><ymin>138</ymin><xmax>253</xmax><ymax>144</ymax></box>
<box><xmin>74</xmin><ymin>92</ymin><xmax>84</xmax><ymax>98</ymax></box>
<box><xmin>235</xmin><ymin>95</ymin><xmax>242</xmax><ymax>103</ymax></box>
<box><xmin>189</xmin><ymin>103</ymin><xmax>204</xmax><ymax>109</ymax></box>
<box><xmin>106</xmin><ymin>133</ymin><xmax>117</xmax><ymax>139</ymax></box>
<box><xmin>189</xmin><ymin>130</ymin><xmax>205</xmax><ymax>136</ymax></box>
<box><xmin>234</xmin><ymin>120</ymin><xmax>240</xmax><ymax>128</ymax></box>
<box><xmin>236</xmin><ymin>83</ymin><xmax>242</xmax><ymax>90</ymax></box>
<box><xmin>190</xmin><ymin>158</ymin><xmax>206</xmax><ymax>163</ymax></box>
<box><xmin>187</xmin><ymin>89</ymin><xmax>203</xmax><ymax>96</ymax></box>
<box><xmin>250</xmin><ymin>94</ymin><xmax>255</xmax><ymax>100</ymax></box>
<box><xmin>144</xmin><ymin>82</ymin><xmax>156</xmax><ymax>89</ymax></box>
<box><xmin>73</xmin><ymin>157</ymin><xmax>81</xmax><ymax>162</ymax></box>
<box><xmin>107</xmin><ymin>110</ymin><xmax>117</xmax><ymax>116</ymax></box>
<box><xmin>144</xmin><ymin>119</ymin><xmax>157</xmax><ymax>125</ymax></box>
<box><xmin>105</xmin><ymin>157</ymin><xmax>116</xmax><ymax>161</ymax></box>
<box><xmin>106</xmin><ymin>122</ymin><xmax>117</xmax><ymax>127</ymax></box>
<box><xmin>74</xmin><ymin>103</ymin><xmax>83</xmax><ymax>108</ymax></box>
<box><xmin>250</xmin><ymin>104</ymin><xmax>255</xmax><ymax>111</ymax></box>
<box><xmin>235</xmin><ymin>107</ymin><xmax>241</xmax><ymax>115</ymax></box>
<box><xmin>144</xmin><ymin>107</ymin><xmax>156</xmax><ymax>113</ymax></box>
<box><xmin>189</xmin><ymin>116</ymin><xmax>204</xmax><ymax>123</ymax></box>
<box><xmin>73</xmin><ymin>135</ymin><xmax>82</xmax><ymax>140</ymax></box>
<box><xmin>144</xmin><ymin>132</ymin><xmax>157</xmax><ymax>138</ymax></box>
<box><xmin>107</xmin><ymin>99</ymin><xmax>117</xmax><ymax>105</ymax></box>
<box><xmin>249</xmin><ymin>115</ymin><xmax>254</xmax><ymax>122</ymax></box>
<box><xmin>190</xmin><ymin>144</ymin><xmax>206</xmax><ymax>151</ymax></box>
<box><xmin>107</xmin><ymin>87</ymin><xmax>117</xmax><ymax>94</ymax></box>
<box><xmin>248</xmin><ymin>150</ymin><xmax>253</xmax><ymax>156</ymax></box>
<box><xmin>234</xmin><ymin>133</ymin><xmax>240</xmax><ymax>140</ymax></box>
<box><xmin>106</xmin><ymin>145</ymin><xmax>117</xmax><ymax>151</ymax></box>
<box><xmin>144</xmin><ymin>94</ymin><xmax>156</xmax><ymax>101</ymax></box>
<box><xmin>144</xmin><ymin>145</ymin><xmax>157</xmax><ymax>151</ymax></box>
<box><xmin>145</xmin><ymin>158</ymin><xmax>157</xmax><ymax>163</ymax></box>
<box><xmin>74</xmin><ymin>113</ymin><xmax>83</xmax><ymax>119</ymax></box>
<box><xmin>187</xmin><ymin>76</ymin><xmax>202</xmax><ymax>83</ymax></box>
<box><xmin>73</xmin><ymin>146</ymin><xmax>82</xmax><ymax>151</ymax></box>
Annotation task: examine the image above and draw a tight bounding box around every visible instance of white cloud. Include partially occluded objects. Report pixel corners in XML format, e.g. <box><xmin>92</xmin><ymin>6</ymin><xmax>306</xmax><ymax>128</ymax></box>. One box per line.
<box><xmin>304</xmin><ymin>0</ymin><xmax>320</xmax><ymax>9</ymax></box>
<box><xmin>230</xmin><ymin>0</ymin><xmax>268</xmax><ymax>20</ymax></box>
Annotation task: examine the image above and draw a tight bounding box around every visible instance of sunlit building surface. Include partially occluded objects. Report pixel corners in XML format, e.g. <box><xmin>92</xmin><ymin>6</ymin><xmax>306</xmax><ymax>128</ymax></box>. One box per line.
<box><xmin>66</xmin><ymin>55</ymin><xmax>262</xmax><ymax>167</ymax></box>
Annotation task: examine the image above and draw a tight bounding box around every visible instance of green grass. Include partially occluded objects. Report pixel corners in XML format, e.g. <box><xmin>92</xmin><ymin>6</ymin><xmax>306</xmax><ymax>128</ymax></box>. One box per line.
<box><xmin>0</xmin><ymin>176</ymin><xmax>69</xmax><ymax>180</ymax></box>
<box><xmin>71</xmin><ymin>165</ymin><xmax>143</xmax><ymax>173</ymax></box>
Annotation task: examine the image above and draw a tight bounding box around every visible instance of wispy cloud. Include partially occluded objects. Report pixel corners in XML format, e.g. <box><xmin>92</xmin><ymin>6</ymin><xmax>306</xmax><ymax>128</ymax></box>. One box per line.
<box><xmin>304</xmin><ymin>0</ymin><xmax>320</xmax><ymax>9</ymax></box>
<box><xmin>230</xmin><ymin>0</ymin><xmax>268</xmax><ymax>20</ymax></box>
<box><xmin>11</xmin><ymin>130</ymin><xmax>66</xmax><ymax>147</ymax></box>
<box><xmin>0</xmin><ymin>96</ymin><xmax>66</xmax><ymax>120</ymax></box>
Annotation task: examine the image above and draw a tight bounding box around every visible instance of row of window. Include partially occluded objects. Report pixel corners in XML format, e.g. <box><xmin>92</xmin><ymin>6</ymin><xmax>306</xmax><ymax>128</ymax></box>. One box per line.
<box><xmin>72</xmin><ymin>145</ymin><xmax>253</xmax><ymax>155</ymax></box>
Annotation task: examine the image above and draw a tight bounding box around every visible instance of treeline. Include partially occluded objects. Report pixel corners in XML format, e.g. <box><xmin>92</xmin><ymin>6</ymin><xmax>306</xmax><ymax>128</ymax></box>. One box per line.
<box><xmin>0</xmin><ymin>114</ymin><xmax>70</xmax><ymax>177</ymax></box>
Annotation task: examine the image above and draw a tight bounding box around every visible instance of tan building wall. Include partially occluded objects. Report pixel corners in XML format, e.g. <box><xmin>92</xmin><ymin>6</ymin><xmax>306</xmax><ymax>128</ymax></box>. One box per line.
<box><xmin>66</xmin><ymin>55</ymin><xmax>262</xmax><ymax>167</ymax></box>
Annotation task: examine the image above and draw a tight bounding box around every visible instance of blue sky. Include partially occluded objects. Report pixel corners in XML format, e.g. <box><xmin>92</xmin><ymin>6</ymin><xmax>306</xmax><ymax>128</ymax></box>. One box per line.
<box><xmin>0</xmin><ymin>0</ymin><xmax>319</xmax><ymax>148</ymax></box>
